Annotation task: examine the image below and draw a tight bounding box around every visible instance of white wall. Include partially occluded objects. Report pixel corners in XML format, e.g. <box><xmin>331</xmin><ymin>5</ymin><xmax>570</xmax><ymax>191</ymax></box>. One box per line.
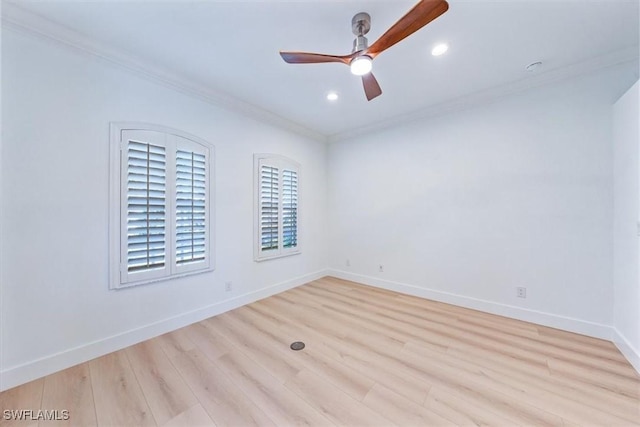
<box><xmin>0</xmin><ymin>27</ymin><xmax>328</xmax><ymax>390</ymax></box>
<box><xmin>328</xmin><ymin>64</ymin><xmax>638</xmax><ymax>337</ymax></box>
<box><xmin>613</xmin><ymin>81</ymin><xmax>640</xmax><ymax>372</ymax></box>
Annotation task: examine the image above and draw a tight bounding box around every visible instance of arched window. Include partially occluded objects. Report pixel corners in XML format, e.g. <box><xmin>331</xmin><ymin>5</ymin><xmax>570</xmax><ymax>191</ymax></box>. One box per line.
<box><xmin>109</xmin><ymin>123</ymin><xmax>214</xmax><ymax>288</ymax></box>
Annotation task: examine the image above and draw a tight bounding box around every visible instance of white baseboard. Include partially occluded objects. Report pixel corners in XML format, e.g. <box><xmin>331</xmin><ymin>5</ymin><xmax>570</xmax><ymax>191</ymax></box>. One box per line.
<box><xmin>0</xmin><ymin>269</ymin><xmax>327</xmax><ymax>392</ymax></box>
<box><xmin>328</xmin><ymin>269</ymin><xmax>614</xmax><ymax>341</ymax></box>
<box><xmin>5</xmin><ymin>268</ymin><xmax>637</xmax><ymax>391</ymax></box>
<box><xmin>613</xmin><ymin>328</ymin><xmax>640</xmax><ymax>375</ymax></box>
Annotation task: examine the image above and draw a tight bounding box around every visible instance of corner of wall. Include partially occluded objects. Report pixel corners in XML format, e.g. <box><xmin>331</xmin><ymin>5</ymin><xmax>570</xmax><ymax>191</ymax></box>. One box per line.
<box><xmin>612</xmin><ymin>79</ymin><xmax>640</xmax><ymax>376</ymax></box>
<box><xmin>613</xmin><ymin>328</ymin><xmax>640</xmax><ymax>375</ymax></box>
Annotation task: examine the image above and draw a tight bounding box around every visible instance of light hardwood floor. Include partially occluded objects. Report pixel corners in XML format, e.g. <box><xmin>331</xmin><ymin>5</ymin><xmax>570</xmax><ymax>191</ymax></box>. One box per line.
<box><xmin>1</xmin><ymin>277</ymin><xmax>639</xmax><ymax>426</ymax></box>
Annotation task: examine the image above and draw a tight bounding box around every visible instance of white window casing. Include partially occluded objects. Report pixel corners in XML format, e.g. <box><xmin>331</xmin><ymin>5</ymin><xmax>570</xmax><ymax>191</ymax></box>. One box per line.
<box><xmin>254</xmin><ymin>154</ymin><xmax>300</xmax><ymax>261</ymax></box>
<box><xmin>110</xmin><ymin>123</ymin><xmax>214</xmax><ymax>289</ymax></box>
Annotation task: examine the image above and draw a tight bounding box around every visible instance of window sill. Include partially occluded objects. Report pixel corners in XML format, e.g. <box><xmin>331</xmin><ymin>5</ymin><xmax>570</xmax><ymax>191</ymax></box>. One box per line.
<box><xmin>111</xmin><ymin>266</ymin><xmax>215</xmax><ymax>290</ymax></box>
<box><xmin>254</xmin><ymin>250</ymin><xmax>301</xmax><ymax>263</ymax></box>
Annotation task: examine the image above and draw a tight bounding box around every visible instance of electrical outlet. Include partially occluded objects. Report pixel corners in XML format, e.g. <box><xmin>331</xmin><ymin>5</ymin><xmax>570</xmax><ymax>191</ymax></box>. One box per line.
<box><xmin>346</xmin><ymin>259</ymin><xmax>351</xmax><ymax>267</ymax></box>
<box><xmin>225</xmin><ymin>281</ymin><xmax>233</xmax><ymax>292</ymax></box>
<box><xmin>379</xmin><ymin>265</ymin><xmax>384</xmax><ymax>273</ymax></box>
<box><xmin>516</xmin><ymin>287</ymin><xmax>527</xmax><ymax>298</ymax></box>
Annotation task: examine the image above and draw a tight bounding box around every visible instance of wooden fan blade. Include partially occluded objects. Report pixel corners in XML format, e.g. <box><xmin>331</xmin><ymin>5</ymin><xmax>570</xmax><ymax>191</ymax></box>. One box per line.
<box><xmin>280</xmin><ymin>51</ymin><xmax>353</xmax><ymax>65</ymax></box>
<box><xmin>366</xmin><ymin>0</ymin><xmax>449</xmax><ymax>59</ymax></box>
<box><xmin>362</xmin><ymin>73</ymin><xmax>382</xmax><ymax>101</ymax></box>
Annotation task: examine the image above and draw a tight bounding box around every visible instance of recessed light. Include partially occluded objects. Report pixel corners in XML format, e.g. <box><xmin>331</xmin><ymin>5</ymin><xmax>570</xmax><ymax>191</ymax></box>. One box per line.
<box><xmin>431</xmin><ymin>43</ymin><xmax>449</xmax><ymax>56</ymax></box>
<box><xmin>326</xmin><ymin>91</ymin><xmax>339</xmax><ymax>101</ymax></box>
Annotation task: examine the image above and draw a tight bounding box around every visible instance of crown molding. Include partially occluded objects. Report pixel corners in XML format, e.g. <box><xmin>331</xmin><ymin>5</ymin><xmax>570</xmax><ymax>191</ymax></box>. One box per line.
<box><xmin>3</xmin><ymin>2</ymin><xmax>637</xmax><ymax>145</ymax></box>
<box><xmin>328</xmin><ymin>46</ymin><xmax>639</xmax><ymax>143</ymax></box>
<box><xmin>1</xmin><ymin>2</ymin><xmax>328</xmax><ymax>143</ymax></box>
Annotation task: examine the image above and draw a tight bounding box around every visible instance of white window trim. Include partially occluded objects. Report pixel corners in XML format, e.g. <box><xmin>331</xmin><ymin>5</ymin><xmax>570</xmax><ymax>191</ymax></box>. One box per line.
<box><xmin>109</xmin><ymin>122</ymin><xmax>215</xmax><ymax>289</ymax></box>
<box><xmin>254</xmin><ymin>154</ymin><xmax>301</xmax><ymax>262</ymax></box>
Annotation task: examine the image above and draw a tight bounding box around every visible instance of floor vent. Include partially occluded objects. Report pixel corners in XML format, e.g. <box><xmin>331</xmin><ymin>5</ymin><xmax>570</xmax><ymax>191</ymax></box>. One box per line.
<box><xmin>290</xmin><ymin>341</ymin><xmax>305</xmax><ymax>351</ymax></box>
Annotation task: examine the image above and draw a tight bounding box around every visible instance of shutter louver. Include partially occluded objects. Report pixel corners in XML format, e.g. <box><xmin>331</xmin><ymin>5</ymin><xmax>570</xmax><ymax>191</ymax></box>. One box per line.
<box><xmin>282</xmin><ymin>169</ymin><xmax>298</xmax><ymax>249</ymax></box>
<box><xmin>126</xmin><ymin>141</ymin><xmax>166</xmax><ymax>272</ymax></box>
<box><xmin>176</xmin><ymin>150</ymin><xmax>207</xmax><ymax>265</ymax></box>
<box><xmin>260</xmin><ymin>165</ymin><xmax>279</xmax><ymax>251</ymax></box>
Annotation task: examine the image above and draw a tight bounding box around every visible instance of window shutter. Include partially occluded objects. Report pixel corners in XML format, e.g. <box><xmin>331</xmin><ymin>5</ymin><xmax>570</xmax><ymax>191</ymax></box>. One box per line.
<box><xmin>113</xmin><ymin>125</ymin><xmax>214</xmax><ymax>289</ymax></box>
<box><xmin>282</xmin><ymin>169</ymin><xmax>298</xmax><ymax>249</ymax></box>
<box><xmin>126</xmin><ymin>140</ymin><xmax>167</xmax><ymax>273</ymax></box>
<box><xmin>260</xmin><ymin>165</ymin><xmax>279</xmax><ymax>252</ymax></box>
<box><xmin>175</xmin><ymin>150</ymin><xmax>207</xmax><ymax>265</ymax></box>
<box><xmin>254</xmin><ymin>154</ymin><xmax>300</xmax><ymax>261</ymax></box>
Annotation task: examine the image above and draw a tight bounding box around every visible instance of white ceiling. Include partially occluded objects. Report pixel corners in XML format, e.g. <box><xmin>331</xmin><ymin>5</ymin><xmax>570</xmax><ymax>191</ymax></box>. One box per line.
<box><xmin>4</xmin><ymin>0</ymin><xmax>639</xmax><ymax>140</ymax></box>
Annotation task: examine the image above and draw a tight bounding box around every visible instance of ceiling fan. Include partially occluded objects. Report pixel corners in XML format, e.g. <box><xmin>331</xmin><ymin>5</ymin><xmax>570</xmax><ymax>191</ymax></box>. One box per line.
<box><xmin>279</xmin><ymin>0</ymin><xmax>449</xmax><ymax>101</ymax></box>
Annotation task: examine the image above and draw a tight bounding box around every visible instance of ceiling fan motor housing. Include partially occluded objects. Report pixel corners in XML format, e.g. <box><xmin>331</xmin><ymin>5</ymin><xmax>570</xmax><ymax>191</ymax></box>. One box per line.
<box><xmin>353</xmin><ymin>35</ymin><xmax>369</xmax><ymax>53</ymax></box>
<box><xmin>352</xmin><ymin>12</ymin><xmax>371</xmax><ymax>53</ymax></box>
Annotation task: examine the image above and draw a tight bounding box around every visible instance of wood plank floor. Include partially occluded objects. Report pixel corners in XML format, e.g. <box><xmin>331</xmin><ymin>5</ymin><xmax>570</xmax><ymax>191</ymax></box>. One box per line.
<box><xmin>2</xmin><ymin>277</ymin><xmax>639</xmax><ymax>426</ymax></box>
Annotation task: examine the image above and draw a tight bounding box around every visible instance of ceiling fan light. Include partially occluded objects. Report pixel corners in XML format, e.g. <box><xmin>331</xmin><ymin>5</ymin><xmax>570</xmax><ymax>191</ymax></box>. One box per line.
<box><xmin>350</xmin><ymin>56</ymin><xmax>372</xmax><ymax>76</ymax></box>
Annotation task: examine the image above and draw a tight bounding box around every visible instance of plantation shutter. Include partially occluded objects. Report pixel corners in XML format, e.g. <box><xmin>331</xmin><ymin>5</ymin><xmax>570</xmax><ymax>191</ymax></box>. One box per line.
<box><xmin>260</xmin><ymin>165</ymin><xmax>279</xmax><ymax>251</ymax></box>
<box><xmin>254</xmin><ymin>154</ymin><xmax>300</xmax><ymax>261</ymax></box>
<box><xmin>175</xmin><ymin>149</ymin><xmax>207</xmax><ymax>266</ymax></box>
<box><xmin>123</xmin><ymin>136</ymin><xmax>167</xmax><ymax>281</ymax></box>
<box><xmin>115</xmin><ymin>126</ymin><xmax>213</xmax><ymax>288</ymax></box>
<box><xmin>282</xmin><ymin>169</ymin><xmax>298</xmax><ymax>249</ymax></box>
